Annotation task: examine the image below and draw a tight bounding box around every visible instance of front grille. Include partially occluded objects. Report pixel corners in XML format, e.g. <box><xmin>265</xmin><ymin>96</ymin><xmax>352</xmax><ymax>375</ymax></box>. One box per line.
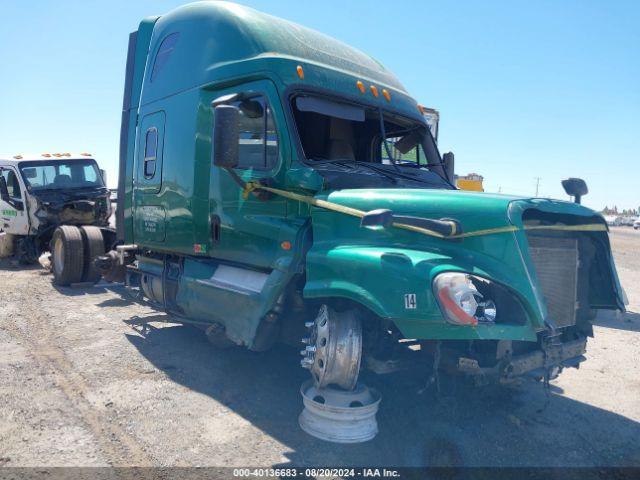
<box><xmin>526</xmin><ymin>236</ymin><xmax>579</xmax><ymax>328</ymax></box>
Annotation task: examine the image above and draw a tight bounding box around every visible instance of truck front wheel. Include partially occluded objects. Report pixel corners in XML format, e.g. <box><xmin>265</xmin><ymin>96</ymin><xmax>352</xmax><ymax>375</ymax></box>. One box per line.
<box><xmin>300</xmin><ymin>305</ymin><xmax>362</xmax><ymax>391</ymax></box>
<box><xmin>51</xmin><ymin>226</ymin><xmax>84</xmax><ymax>286</ymax></box>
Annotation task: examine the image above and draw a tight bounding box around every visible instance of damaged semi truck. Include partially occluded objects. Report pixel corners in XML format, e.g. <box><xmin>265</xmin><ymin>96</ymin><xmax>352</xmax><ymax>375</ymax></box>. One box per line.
<box><xmin>71</xmin><ymin>2</ymin><xmax>624</xmax><ymax>390</ymax></box>
<box><xmin>0</xmin><ymin>153</ymin><xmax>112</xmax><ymax>282</ymax></box>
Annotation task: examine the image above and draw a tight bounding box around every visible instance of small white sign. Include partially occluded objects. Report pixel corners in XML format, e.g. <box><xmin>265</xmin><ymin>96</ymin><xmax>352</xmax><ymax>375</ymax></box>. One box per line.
<box><xmin>404</xmin><ymin>294</ymin><xmax>417</xmax><ymax>309</ymax></box>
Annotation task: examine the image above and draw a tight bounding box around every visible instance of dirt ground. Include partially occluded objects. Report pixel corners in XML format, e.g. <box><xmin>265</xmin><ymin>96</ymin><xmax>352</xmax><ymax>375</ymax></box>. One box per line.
<box><xmin>0</xmin><ymin>228</ymin><xmax>639</xmax><ymax>468</ymax></box>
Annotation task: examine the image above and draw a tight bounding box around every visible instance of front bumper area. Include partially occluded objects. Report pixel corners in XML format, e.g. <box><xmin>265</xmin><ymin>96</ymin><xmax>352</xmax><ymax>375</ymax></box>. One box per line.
<box><xmin>456</xmin><ymin>337</ymin><xmax>587</xmax><ymax>384</ymax></box>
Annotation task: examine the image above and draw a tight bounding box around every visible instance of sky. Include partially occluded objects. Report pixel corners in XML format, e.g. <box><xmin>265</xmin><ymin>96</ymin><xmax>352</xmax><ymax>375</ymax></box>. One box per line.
<box><xmin>0</xmin><ymin>0</ymin><xmax>638</xmax><ymax>211</ymax></box>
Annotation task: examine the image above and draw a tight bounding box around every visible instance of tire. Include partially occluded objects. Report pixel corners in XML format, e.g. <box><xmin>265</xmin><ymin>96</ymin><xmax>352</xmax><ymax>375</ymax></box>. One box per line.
<box><xmin>79</xmin><ymin>226</ymin><xmax>105</xmax><ymax>284</ymax></box>
<box><xmin>51</xmin><ymin>226</ymin><xmax>84</xmax><ymax>286</ymax></box>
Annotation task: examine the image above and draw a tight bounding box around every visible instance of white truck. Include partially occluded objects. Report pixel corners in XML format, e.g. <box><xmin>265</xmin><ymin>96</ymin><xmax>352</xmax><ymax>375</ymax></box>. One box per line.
<box><xmin>0</xmin><ymin>153</ymin><xmax>113</xmax><ymax>284</ymax></box>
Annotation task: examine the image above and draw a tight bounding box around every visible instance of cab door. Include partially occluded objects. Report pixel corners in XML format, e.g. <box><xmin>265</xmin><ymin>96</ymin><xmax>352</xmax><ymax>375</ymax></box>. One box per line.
<box><xmin>209</xmin><ymin>80</ymin><xmax>289</xmax><ymax>269</ymax></box>
<box><xmin>0</xmin><ymin>166</ymin><xmax>29</xmax><ymax>235</ymax></box>
<box><xmin>132</xmin><ymin>111</ymin><xmax>167</xmax><ymax>244</ymax></box>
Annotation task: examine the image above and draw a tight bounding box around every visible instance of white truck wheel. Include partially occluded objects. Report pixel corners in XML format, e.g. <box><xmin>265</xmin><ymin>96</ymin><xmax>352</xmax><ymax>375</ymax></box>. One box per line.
<box><xmin>51</xmin><ymin>226</ymin><xmax>84</xmax><ymax>286</ymax></box>
<box><xmin>79</xmin><ymin>226</ymin><xmax>105</xmax><ymax>284</ymax></box>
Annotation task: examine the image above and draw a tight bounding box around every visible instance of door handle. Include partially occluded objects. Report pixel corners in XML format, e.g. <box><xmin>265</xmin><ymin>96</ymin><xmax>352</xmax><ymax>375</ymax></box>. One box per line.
<box><xmin>210</xmin><ymin>214</ymin><xmax>221</xmax><ymax>242</ymax></box>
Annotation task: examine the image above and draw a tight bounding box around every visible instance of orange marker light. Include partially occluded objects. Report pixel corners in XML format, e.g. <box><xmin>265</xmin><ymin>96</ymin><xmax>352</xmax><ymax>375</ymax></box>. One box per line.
<box><xmin>13</xmin><ymin>155</ymin><xmax>23</xmax><ymax>160</ymax></box>
<box><xmin>42</xmin><ymin>153</ymin><xmax>51</xmax><ymax>157</ymax></box>
<box><xmin>356</xmin><ymin>80</ymin><xmax>365</xmax><ymax>93</ymax></box>
<box><xmin>296</xmin><ymin>65</ymin><xmax>304</xmax><ymax>80</ymax></box>
<box><xmin>80</xmin><ymin>152</ymin><xmax>92</xmax><ymax>156</ymax></box>
<box><xmin>382</xmin><ymin>89</ymin><xmax>391</xmax><ymax>102</ymax></box>
<box><xmin>280</xmin><ymin>241</ymin><xmax>292</xmax><ymax>251</ymax></box>
<box><xmin>417</xmin><ymin>104</ymin><xmax>426</xmax><ymax>114</ymax></box>
<box><xmin>370</xmin><ymin>85</ymin><xmax>379</xmax><ymax>97</ymax></box>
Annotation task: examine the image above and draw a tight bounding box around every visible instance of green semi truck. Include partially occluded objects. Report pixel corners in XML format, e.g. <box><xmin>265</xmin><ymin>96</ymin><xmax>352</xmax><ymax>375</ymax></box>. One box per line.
<box><xmin>52</xmin><ymin>2</ymin><xmax>624</xmax><ymax>390</ymax></box>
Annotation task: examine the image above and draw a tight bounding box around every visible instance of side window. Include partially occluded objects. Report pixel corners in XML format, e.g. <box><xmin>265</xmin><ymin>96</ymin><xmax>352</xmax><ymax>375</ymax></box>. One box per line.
<box><xmin>234</xmin><ymin>96</ymin><xmax>279</xmax><ymax>170</ymax></box>
<box><xmin>151</xmin><ymin>33</ymin><xmax>179</xmax><ymax>82</ymax></box>
<box><xmin>137</xmin><ymin>111</ymin><xmax>165</xmax><ymax>194</ymax></box>
<box><xmin>380</xmin><ymin>137</ymin><xmax>424</xmax><ymax>166</ymax></box>
<box><xmin>1</xmin><ymin>169</ymin><xmax>22</xmax><ymax>199</ymax></box>
<box><xmin>144</xmin><ymin>128</ymin><xmax>158</xmax><ymax>178</ymax></box>
<box><xmin>0</xmin><ymin>170</ymin><xmax>8</xmax><ymax>196</ymax></box>
<box><xmin>83</xmin><ymin>165</ymin><xmax>98</xmax><ymax>182</ymax></box>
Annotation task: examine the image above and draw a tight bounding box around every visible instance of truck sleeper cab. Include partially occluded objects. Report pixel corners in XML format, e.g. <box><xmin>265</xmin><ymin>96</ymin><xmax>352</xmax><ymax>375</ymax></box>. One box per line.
<box><xmin>108</xmin><ymin>2</ymin><xmax>624</xmax><ymax>392</ymax></box>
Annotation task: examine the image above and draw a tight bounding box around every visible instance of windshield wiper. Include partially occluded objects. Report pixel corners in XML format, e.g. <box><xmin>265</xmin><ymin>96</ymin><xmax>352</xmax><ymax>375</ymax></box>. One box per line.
<box><xmin>312</xmin><ymin>157</ymin><xmax>444</xmax><ymax>186</ymax></box>
<box><xmin>311</xmin><ymin>157</ymin><xmax>398</xmax><ymax>183</ymax></box>
<box><xmin>396</xmin><ymin>160</ymin><xmax>447</xmax><ymax>170</ymax></box>
<box><xmin>352</xmin><ymin>161</ymin><xmax>442</xmax><ymax>185</ymax></box>
<box><xmin>309</xmin><ymin>157</ymin><xmax>355</xmax><ymax>168</ymax></box>
<box><xmin>349</xmin><ymin>161</ymin><xmax>399</xmax><ymax>183</ymax></box>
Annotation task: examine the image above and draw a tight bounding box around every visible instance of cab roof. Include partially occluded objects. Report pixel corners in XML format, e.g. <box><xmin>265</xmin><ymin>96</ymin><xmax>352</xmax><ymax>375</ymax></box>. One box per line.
<box><xmin>141</xmin><ymin>2</ymin><xmax>417</xmax><ymax>115</ymax></box>
<box><xmin>0</xmin><ymin>153</ymin><xmax>96</xmax><ymax>166</ymax></box>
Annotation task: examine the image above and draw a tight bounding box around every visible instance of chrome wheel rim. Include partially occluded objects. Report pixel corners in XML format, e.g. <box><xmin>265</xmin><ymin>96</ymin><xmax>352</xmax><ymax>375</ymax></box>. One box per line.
<box><xmin>301</xmin><ymin>305</ymin><xmax>362</xmax><ymax>390</ymax></box>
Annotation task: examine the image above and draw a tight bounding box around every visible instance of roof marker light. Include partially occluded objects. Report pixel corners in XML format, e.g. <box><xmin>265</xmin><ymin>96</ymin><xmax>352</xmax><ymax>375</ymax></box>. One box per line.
<box><xmin>42</xmin><ymin>153</ymin><xmax>51</xmax><ymax>157</ymax></box>
<box><xmin>296</xmin><ymin>65</ymin><xmax>304</xmax><ymax>80</ymax></box>
<box><xmin>80</xmin><ymin>152</ymin><xmax>92</xmax><ymax>156</ymax></box>
<box><xmin>280</xmin><ymin>240</ymin><xmax>292</xmax><ymax>251</ymax></box>
<box><xmin>13</xmin><ymin>155</ymin><xmax>23</xmax><ymax>160</ymax></box>
<box><xmin>382</xmin><ymin>89</ymin><xmax>391</xmax><ymax>102</ymax></box>
<box><xmin>370</xmin><ymin>85</ymin><xmax>379</xmax><ymax>97</ymax></box>
<box><xmin>356</xmin><ymin>80</ymin><xmax>365</xmax><ymax>93</ymax></box>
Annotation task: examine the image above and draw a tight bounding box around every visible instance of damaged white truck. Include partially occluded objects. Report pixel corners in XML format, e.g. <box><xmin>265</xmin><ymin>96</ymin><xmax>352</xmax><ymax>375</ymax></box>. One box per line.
<box><xmin>0</xmin><ymin>153</ymin><xmax>114</xmax><ymax>284</ymax></box>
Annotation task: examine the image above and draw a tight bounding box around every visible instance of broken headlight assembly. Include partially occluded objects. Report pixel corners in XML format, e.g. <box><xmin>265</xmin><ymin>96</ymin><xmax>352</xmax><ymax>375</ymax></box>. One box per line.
<box><xmin>432</xmin><ymin>272</ymin><xmax>526</xmax><ymax>326</ymax></box>
<box><xmin>34</xmin><ymin>203</ymin><xmax>54</xmax><ymax>219</ymax></box>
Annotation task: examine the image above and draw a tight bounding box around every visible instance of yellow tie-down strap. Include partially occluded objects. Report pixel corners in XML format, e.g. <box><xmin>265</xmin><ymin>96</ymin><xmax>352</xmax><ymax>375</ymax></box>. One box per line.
<box><xmin>242</xmin><ymin>181</ymin><xmax>608</xmax><ymax>240</ymax></box>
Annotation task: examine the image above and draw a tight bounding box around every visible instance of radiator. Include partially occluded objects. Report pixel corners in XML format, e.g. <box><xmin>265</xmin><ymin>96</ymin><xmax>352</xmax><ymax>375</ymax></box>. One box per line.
<box><xmin>526</xmin><ymin>235</ymin><xmax>579</xmax><ymax>328</ymax></box>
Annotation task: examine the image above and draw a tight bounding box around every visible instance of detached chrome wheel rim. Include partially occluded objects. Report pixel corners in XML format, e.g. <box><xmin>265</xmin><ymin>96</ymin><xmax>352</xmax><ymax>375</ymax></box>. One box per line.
<box><xmin>301</xmin><ymin>305</ymin><xmax>362</xmax><ymax>391</ymax></box>
<box><xmin>53</xmin><ymin>237</ymin><xmax>64</xmax><ymax>275</ymax></box>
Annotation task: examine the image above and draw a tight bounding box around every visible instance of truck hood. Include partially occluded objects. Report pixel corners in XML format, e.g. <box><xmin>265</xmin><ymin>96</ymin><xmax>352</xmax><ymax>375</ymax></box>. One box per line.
<box><xmin>317</xmin><ymin>188</ymin><xmax>521</xmax><ymax>230</ymax></box>
<box><xmin>29</xmin><ymin>186</ymin><xmax>109</xmax><ymax>203</ymax></box>
<box><xmin>27</xmin><ymin>187</ymin><xmax>111</xmax><ymax>231</ymax></box>
<box><xmin>312</xmin><ymin>188</ymin><xmax>609</xmax><ymax>238</ymax></box>
<box><xmin>304</xmin><ymin>188</ymin><xmax>624</xmax><ymax>340</ymax></box>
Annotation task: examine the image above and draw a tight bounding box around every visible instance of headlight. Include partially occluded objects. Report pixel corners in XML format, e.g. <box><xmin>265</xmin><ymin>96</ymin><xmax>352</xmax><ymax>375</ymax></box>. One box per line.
<box><xmin>34</xmin><ymin>206</ymin><xmax>51</xmax><ymax>219</ymax></box>
<box><xmin>433</xmin><ymin>272</ymin><xmax>501</xmax><ymax>326</ymax></box>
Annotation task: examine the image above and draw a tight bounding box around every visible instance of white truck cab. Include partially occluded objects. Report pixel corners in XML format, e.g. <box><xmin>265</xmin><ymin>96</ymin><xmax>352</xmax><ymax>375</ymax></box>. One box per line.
<box><xmin>0</xmin><ymin>153</ymin><xmax>112</xmax><ymax>267</ymax></box>
<box><xmin>0</xmin><ymin>158</ymin><xmax>29</xmax><ymax>236</ymax></box>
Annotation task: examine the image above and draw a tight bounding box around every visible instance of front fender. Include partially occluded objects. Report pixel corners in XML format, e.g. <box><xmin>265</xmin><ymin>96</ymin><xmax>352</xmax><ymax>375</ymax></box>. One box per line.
<box><xmin>304</xmin><ymin>244</ymin><xmax>542</xmax><ymax>342</ymax></box>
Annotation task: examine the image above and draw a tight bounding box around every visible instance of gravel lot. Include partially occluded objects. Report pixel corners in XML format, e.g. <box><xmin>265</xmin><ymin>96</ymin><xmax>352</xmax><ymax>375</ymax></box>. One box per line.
<box><xmin>0</xmin><ymin>228</ymin><xmax>639</xmax><ymax>468</ymax></box>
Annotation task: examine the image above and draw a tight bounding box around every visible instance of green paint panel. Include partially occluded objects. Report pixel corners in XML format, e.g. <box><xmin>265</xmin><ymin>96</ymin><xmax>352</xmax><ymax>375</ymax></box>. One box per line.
<box><xmin>304</xmin><ymin>189</ymin><xmax>620</xmax><ymax>341</ymax></box>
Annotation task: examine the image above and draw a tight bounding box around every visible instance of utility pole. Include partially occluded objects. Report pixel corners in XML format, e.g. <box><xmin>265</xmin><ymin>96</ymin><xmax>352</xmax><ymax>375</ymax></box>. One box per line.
<box><xmin>534</xmin><ymin>177</ymin><xmax>541</xmax><ymax>197</ymax></box>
